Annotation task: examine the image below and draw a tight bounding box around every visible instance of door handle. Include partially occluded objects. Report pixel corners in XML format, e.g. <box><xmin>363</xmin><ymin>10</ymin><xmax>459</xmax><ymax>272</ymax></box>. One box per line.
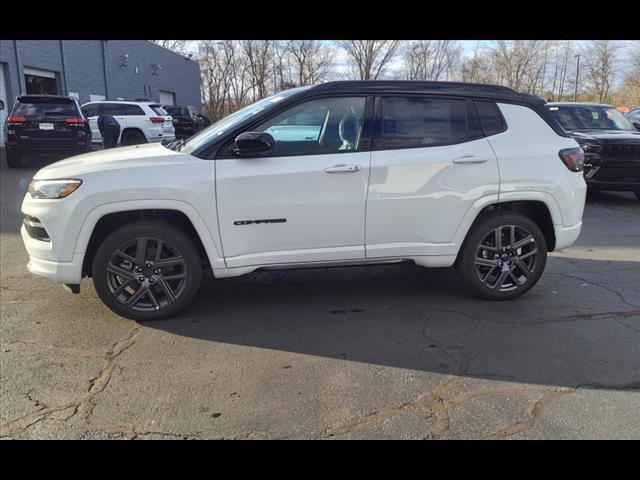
<box><xmin>324</xmin><ymin>164</ymin><xmax>361</xmax><ymax>173</ymax></box>
<box><xmin>453</xmin><ymin>155</ymin><xmax>488</xmax><ymax>164</ymax></box>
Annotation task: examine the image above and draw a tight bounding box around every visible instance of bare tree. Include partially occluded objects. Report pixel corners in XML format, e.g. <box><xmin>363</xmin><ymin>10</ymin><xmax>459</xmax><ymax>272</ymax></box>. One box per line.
<box><xmin>488</xmin><ymin>40</ymin><xmax>545</xmax><ymax>92</ymax></box>
<box><xmin>582</xmin><ymin>40</ymin><xmax>619</xmax><ymax>103</ymax></box>
<box><xmin>240</xmin><ymin>40</ymin><xmax>275</xmax><ymax>101</ymax></box>
<box><xmin>402</xmin><ymin>40</ymin><xmax>461</xmax><ymax>81</ymax></box>
<box><xmin>459</xmin><ymin>42</ymin><xmax>495</xmax><ymax>84</ymax></box>
<box><xmin>286</xmin><ymin>40</ymin><xmax>335</xmax><ymax>86</ymax></box>
<box><xmin>337</xmin><ymin>40</ymin><xmax>401</xmax><ymax>80</ymax></box>
<box><xmin>150</xmin><ymin>40</ymin><xmax>191</xmax><ymax>56</ymax></box>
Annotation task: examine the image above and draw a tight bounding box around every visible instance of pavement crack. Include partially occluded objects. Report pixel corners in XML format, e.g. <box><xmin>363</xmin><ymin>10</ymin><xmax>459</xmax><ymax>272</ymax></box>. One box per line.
<box><xmin>559</xmin><ymin>273</ymin><xmax>640</xmax><ymax>309</ymax></box>
<box><xmin>0</xmin><ymin>325</ymin><xmax>141</xmax><ymax>439</ymax></box>
<box><xmin>484</xmin><ymin>388</ymin><xmax>574</xmax><ymax>439</ymax></box>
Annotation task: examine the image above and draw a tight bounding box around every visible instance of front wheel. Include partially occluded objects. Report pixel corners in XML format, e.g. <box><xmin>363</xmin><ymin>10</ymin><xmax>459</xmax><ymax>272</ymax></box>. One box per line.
<box><xmin>455</xmin><ymin>212</ymin><xmax>547</xmax><ymax>300</ymax></box>
<box><xmin>92</xmin><ymin>222</ymin><xmax>203</xmax><ymax>320</ymax></box>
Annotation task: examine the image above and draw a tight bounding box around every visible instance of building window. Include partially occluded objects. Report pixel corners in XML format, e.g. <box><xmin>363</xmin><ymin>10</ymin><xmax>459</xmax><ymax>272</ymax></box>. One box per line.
<box><xmin>24</xmin><ymin>67</ymin><xmax>58</xmax><ymax>95</ymax></box>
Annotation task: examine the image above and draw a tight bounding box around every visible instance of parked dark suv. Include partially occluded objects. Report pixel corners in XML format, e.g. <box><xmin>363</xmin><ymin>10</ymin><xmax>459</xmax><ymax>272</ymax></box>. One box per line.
<box><xmin>4</xmin><ymin>95</ymin><xmax>91</xmax><ymax>168</ymax></box>
<box><xmin>548</xmin><ymin>102</ymin><xmax>640</xmax><ymax>199</ymax></box>
<box><xmin>163</xmin><ymin>105</ymin><xmax>209</xmax><ymax>138</ymax></box>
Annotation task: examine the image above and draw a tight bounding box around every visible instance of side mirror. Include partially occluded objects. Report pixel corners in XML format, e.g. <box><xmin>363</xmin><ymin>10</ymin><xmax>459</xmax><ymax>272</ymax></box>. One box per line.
<box><xmin>0</xmin><ymin>100</ymin><xmax>4</xmax><ymax>110</ymax></box>
<box><xmin>233</xmin><ymin>131</ymin><xmax>274</xmax><ymax>157</ymax></box>
<box><xmin>633</xmin><ymin>121</ymin><xmax>640</xmax><ymax>131</ymax></box>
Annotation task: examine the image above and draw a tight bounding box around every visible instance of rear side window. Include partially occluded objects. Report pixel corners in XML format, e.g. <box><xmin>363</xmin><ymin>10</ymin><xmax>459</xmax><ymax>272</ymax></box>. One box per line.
<box><xmin>13</xmin><ymin>97</ymin><xmax>78</xmax><ymax>117</ymax></box>
<box><xmin>102</xmin><ymin>103</ymin><xmax>145</xmax><ymax>116</ymax></box>
<box><xmin>380</xmin><ymin>97</ymin><xmax>467</xmax><ymax>149</ymax></box>
<box><xmin>81</xmin><ymin>103</ymin><xmax>101</xmax><ymax>117</ymax></box>
<box><xmin>476</xmin><ymin>101</ymin><xmax>507</xmax><ymax>136</ymax></box>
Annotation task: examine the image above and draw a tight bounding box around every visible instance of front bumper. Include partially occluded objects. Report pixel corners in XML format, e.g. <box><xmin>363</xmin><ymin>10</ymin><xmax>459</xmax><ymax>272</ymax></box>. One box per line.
<box><xmin>21</xmin><ymin>225</ymin><xmax>84</xmax><ymax>283</ymax></box>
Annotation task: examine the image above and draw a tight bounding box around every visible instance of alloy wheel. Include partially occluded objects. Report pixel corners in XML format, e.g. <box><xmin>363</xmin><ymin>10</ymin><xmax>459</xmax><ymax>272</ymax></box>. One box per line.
<box><xmin>473</xmin><ymin>225</ymin><xmax>539</xmax><ymax>292</ymax></box>
<box><xmin>105</xmin><ymin>236</ymin><xmax>188</xmax><ymax>312</ymax></box>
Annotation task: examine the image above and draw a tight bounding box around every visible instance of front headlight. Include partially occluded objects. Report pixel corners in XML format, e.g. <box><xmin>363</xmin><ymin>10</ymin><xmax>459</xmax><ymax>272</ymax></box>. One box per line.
<box><xmin>28</xmin><ymin>179</ymin><xmax>83</xmax><ymax>199</ymax></box>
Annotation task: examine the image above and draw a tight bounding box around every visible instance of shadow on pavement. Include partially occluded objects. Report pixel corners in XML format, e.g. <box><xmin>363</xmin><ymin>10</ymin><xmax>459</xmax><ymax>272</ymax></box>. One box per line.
<box><xmin>145</xmin><ymin>257</ymin><xmax>640</xmax><ymax>392</ymax></box>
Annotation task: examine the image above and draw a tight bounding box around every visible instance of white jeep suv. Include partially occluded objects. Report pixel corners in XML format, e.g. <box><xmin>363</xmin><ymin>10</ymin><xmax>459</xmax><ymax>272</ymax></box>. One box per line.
<box><xmin>21</xmin><ymin>81</ymin><xmax>586</xmax><ymax>320</ymax></box>
<box><xmin>80</xmin><ymin>100</ymin><xmax>175</xmax><ymax>146</ymax></box>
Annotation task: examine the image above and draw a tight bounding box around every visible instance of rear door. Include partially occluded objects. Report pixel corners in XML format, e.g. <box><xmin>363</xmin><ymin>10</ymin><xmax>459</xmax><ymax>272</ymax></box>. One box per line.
<box><xmin>366</xmin><ymin>95</ymin><xmax>499</xmax><ymax>259</ymax></box>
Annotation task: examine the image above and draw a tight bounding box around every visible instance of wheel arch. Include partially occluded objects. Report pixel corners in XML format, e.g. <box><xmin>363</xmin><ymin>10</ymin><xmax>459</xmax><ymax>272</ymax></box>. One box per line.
<box><xmin>78</xmin><ymin>203</ymin><xmax>224</xmax><ymax>277</ymax></box>
<box><xmin>466</xmin><ymin>200</ymin><xmax>557</xmax><ymax>252</ymax></box>
<box><xmin>120</xmin><ymin>127</ymin><xmax>148</xmax><ymax>144</ymax></box>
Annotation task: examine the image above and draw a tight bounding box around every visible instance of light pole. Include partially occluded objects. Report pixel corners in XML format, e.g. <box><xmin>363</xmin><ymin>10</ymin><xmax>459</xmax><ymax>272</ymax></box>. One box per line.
<box><xmin>573</xmin><ymin>53</ymin><xmax>581</xmax><ymax>102</ymax></box>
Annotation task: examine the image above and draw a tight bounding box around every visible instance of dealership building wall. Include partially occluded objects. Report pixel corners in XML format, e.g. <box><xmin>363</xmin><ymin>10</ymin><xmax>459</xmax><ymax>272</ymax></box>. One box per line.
<box><xmin>0</xmin><ymin>40</ymin><xmax>202</xmax><ymax>115</ymax></box>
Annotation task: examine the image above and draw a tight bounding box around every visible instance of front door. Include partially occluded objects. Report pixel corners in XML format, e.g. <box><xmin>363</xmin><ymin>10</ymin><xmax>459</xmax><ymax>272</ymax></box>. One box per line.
<box><xmin>216</xmin><ymin>96</ymin><xmax>371</xmax><ymax>268</ymax></box>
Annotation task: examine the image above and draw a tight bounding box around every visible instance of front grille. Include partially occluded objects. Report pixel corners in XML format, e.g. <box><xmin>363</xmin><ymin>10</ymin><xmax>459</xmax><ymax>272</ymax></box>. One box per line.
<box><xmin>600</xmin><ymin>143</ymin><xmax>640</xmax><ymax>161</ymax></box>
<box><xmin>593</xmin><ymin>167</ymin><xmax>640</xmax><ymax>183</ymax></box>
<box><xmin>23</xmin><ymin>215</ymin><xmax>50</xmax><ymax>242</ymax></box>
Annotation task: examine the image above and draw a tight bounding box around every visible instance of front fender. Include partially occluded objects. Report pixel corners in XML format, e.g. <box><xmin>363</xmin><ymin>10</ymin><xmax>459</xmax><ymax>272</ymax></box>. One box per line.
<box><xmin>73</xmin><ymin>199</ymin><xmax>225</xmax><ymax>270</ymax></box>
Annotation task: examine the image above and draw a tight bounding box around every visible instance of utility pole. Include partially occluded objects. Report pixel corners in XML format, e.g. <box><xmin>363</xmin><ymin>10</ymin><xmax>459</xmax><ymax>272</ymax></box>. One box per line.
<box><xmin>573</xmin><ymin>53</ymin><xmax>581</xmax><ymax>101</ymax></box>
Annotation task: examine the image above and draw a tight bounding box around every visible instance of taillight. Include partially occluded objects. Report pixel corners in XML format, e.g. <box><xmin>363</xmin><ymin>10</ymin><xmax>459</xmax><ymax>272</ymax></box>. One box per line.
<box><xmin>558</xmin><ymin>148</ymin><xmax>585</xmax><ymax>172</ymax></box>
<box><xmin>150</xmin><ymin>117</ymin><xmax>164</xmax><ymax>124</ymax></box>
<box><xmin>7</xmin><ymin>116</ymin><xmax>27</xmax><ymax>125</ymax></box>
<box><xmin>65</xmin><ymin>117</ymin><xmax>87</xmax><ymax>126</ymax></box>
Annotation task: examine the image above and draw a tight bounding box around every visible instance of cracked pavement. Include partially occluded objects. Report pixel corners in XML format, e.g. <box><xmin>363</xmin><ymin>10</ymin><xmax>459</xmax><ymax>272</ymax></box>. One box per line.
<box><xmin>1</xmin><ymin>151</ymin><xmax>639</xmax><ymax>440</ymax></box>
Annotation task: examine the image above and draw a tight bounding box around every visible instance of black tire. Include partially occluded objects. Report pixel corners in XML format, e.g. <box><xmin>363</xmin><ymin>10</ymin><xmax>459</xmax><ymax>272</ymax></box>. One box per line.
<box><xmin>5</xmin><ymin>148</ymin><xmax>22</xmax><ymax>168</ymax></box>
<box><xmin>121</xmin><ymin>130</ymin><xmax>146</xmax><ymax>146</ymax></box>
<box><xmin>92</xmin><ymin>221</ymin><xmax>203</xmax><ymax>321</ymax></box>
<box><xmin>455</xmin><ymin>211</ymin><xmax>547</xmax><ymax>300</ymax></box>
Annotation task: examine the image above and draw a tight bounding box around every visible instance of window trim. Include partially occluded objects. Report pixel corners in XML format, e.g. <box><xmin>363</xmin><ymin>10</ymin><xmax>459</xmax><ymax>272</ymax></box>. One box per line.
<box><xmin>215</xmin><ymin>94</ymin><xmax>374</xmax><ymax>160</ymax></box>
<box><xmin>372</xmin><ymin>93</ymin><xmax>477</xmax><ymax>152</ymax></box>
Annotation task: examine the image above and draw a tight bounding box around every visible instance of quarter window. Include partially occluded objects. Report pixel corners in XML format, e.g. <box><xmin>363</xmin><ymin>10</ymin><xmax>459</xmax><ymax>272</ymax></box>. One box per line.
<box><xmin>476</xmin><ymin>101</ymin><xmax>507</xmax><ymax>136</ymax></box>
<box><xmin>381</xmin><ymin>97</ymin><xmax>467</xmax><ymax>149</ymax></box>
<box><xmin>253</xmin><ymin>96</ymin><xmax>366</xmax><ymax>156</ymax></box>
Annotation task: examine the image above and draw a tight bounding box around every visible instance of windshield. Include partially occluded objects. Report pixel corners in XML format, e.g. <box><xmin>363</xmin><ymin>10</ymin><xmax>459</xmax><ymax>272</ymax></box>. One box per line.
<box><xmin>179</xmin><ymin>86</ymin><xmax>311</xmax><ymax>154</ymax></box>
<box><xmin>549</xmin><ymin>105</ymin><xmax>636</xmax><ymax>131</ymax></box>
<box><xmin>165</xmin><ymin>106</ymin><xmax>188</xmax><ymax>117</ymax></box>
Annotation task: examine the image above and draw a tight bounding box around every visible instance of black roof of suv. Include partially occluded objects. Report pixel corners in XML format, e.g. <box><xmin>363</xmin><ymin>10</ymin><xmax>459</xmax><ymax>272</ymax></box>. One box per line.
<box><xmin>308</xmin><ymin>80</ymin><xmax>546</xmax><ymax>106</ymax></box>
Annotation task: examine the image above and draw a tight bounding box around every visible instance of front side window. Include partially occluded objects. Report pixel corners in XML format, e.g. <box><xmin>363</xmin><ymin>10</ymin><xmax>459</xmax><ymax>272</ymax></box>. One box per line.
<box><xmin>381</xmin><ymin>97</ymin><xmax>467</xmax><ymax>149</ymax></box>
<box><xmin>253</xmin><ymin>96</ymin><xmax>366</xmax><ymax>156</ymax></box>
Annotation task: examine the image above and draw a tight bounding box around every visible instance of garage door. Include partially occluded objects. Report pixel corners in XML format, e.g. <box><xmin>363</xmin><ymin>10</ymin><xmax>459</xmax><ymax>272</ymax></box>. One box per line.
<box><xmin>159</xmin><ymin>90</ymin><xmax>175</xmax><ymax>106</ymax></box>
<box><xmin>0</xmin><ymin>64</ymin><xmax>7</xmax><ymax>144</ymax></box>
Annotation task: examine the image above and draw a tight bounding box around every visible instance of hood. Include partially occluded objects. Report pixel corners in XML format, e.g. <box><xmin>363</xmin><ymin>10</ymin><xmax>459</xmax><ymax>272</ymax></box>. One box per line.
<box><xmin>568</xmin><ymin>129</ymin><xmax>640</xmax><ymax>143</ymax></box>
<box><xmin>33</xmin><ymin>143</ymin><xmax>178</xmax><ymax>180</ymax></box>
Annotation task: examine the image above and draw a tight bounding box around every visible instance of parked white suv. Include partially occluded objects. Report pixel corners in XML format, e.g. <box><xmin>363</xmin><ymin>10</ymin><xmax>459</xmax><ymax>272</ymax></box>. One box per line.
<box><xmin>21</xmin><ymin>81</ymin><xmax>586</xmax><ymax>320</ymax></box>
<box><xmin>80</xmin><ymin>100</ymin><xmax>175</xmax><ymax>146</ymax></box>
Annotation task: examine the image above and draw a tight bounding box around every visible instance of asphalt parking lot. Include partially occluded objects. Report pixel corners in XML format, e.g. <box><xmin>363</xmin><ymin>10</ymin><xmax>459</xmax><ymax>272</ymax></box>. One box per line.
<box><xmin>1</xmin><ymin>149</ymin><xmax>639</xmax><ymax>440</ymax></box>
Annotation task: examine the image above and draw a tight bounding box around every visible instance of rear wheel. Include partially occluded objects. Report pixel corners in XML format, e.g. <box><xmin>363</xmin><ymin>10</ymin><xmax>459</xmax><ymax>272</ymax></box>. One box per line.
<box><xmin>455</xmin><ymin>212</ymin><xmax>547</xmax><ymax>300</ymax></box>
<box><xmin>92</xmin><ymin>222</ymin><xmax>203</xmax><ymax>321</ymax></box>
<box><xmin>5</xmin><ymin>148</ymin><xmax>22</xmax><ymax>168</ymax></box>
<box><xmin>121</xmin><ymin>130</ymin><xmax>146</xmax><ymax>146</ymax></box>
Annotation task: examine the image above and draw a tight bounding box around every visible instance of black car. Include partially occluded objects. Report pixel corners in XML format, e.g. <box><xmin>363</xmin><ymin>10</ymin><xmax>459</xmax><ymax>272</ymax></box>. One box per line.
<box><xmin>163</xmin><ymin>105</ymin><xmax>209</xmax><ymax>138</ymax></box>
<box><xmin>548</xmin><ymin>102</ymin><xmax>640</xmax><ymax>200</ymax></box>
<box><xmin>4</xmin><ymin>94</ymin><xmax>91</xmax><ymax>168</ymax></box>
